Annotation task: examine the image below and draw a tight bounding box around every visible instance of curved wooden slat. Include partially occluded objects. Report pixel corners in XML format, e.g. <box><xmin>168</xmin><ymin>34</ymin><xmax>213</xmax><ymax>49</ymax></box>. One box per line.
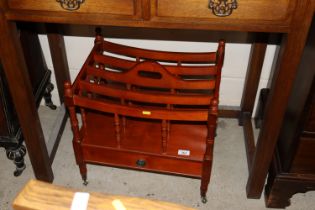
<box><xmin>93</xmin><ymin>53</ymin><xmax>218</xmax><ymax>75</ymax></box>
<box><xmin>102</xmin><ymin>40</ymin><xmax>217</xmax><ymax>63</ymax></box>
<box><xmin>86</xmin><ymin>63</ymin><xmax>216</xmax><ymax>90</ymax></box>
<box><xmin>79</xmin><ymin>80</ymin><xmax>213</xmax><ymax>105</ymax></box>
<box><xmin>73</xmin><ymin>96</ymin><xmax>209</xmax><ymax>121</ymax></box>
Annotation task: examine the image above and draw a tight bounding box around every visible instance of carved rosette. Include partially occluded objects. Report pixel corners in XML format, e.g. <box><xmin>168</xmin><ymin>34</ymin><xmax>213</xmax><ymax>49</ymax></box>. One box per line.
<box><xmin>209</xmin><ymin>0</ymin><xmax>238</xmax><ymax>17</ymax></box>
<box><xmin>56</xmin><ymin>0</ymin><xmax>85</xmax><ymax>11</ymax></box>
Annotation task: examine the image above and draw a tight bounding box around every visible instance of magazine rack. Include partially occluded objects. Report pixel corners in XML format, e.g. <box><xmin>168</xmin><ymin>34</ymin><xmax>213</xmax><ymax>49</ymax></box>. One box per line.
<box><xmin>64</xmin><ymin>35</ymin><xmax>225</xmax><ymax>203</ymax></box>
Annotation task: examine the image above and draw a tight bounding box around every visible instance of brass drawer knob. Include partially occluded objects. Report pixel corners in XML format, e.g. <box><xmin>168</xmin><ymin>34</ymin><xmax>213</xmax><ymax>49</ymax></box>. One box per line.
<box><xmin>56</xmin><ymin>0</ymin><xmax>85</xmax><ymax>11</ymax></box>
<box><xmin>209</xmin><ymin>0</ymin><xmax>238</xmax><ymax>17</ymax></box>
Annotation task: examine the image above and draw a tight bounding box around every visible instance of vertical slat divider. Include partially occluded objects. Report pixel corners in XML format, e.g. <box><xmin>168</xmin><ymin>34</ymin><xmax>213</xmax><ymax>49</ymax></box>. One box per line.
<box><xmin>90</xmin><ymin>62</ymin><xmax>99</xmax><ymax>99</ymax></box>
<box><xmin>80</xmin><ymin>108</ymin><xmax>87</xmax><ymax>133</ymax></box>
<box><xmin>98</xmin><ymin>63</ymin><xmax>105</xmax><ymax>84</ymax></box>
<box><xmin>126</xmin><ymin>84</ymin><xmax>132</xmax><ymax>106</ymax></box>
<box><xmin>121</xmin><ymin>90</ymin><xmax>126</xmax><ymax>133</ymax></box>
<box><xmin>78</xmin><ymin>88</ymin><xmax>87</xmax><ymax>134</ymax></box>
<box><xmin>161</xmin><ymin>119</ymin><xmax>167</xmax><ymax>154</ymax></box>
<box><xmin>114</xmin><ymin>113</ymin><xmax>121</xmax><ymax>148</ymax></box>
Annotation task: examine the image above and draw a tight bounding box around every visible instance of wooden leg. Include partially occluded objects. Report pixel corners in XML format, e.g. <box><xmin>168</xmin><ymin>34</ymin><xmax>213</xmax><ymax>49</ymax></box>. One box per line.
<box><xmin>0</xmin><ymin>12</ymin><xmax>53</xmax><ymax>181</ymax></box>
<box><xmin>246</xmin><ymin>0</ymin><xmax>314</xmax><ymax>198</ymax></box>
<box><xmin>79</xmin><ymin>163</ymin><xmax>88</xmax><ymax>186</ymax></box>
<box><xmin>200</xmin><ymin>112</ymin><xmax>216</xmax><ymax>203</ymax></box>
<box><xmin>239</xmin><ymin>33</ymin><xmax>268</xmax><ymax>126</ymax></box>
<box><xmin>264</xmin><ymin>156</ymin><xmax>315</xmax><ymax>208</ymax></box>
<box><xmin>200</xmin><ymin>158</ymin><xmax>212</xmax><ymax>203</ymax></box>
<box><xmin>68</xmin><ymin>104</ymin><xmax>87</xmax><ymax>185</ymax></box>
<box><xmin>47</xmin><ymin>30</ymin><xmax>71</xmax><ymax>104</ymax></box>
<box><xmin>239</xmin><ymin>35</ymin><xmax>267</xmax><ymax>174</ymax></box>
<box><xmin>242</xmin><ymin>113</ymin><xmax>256</xmax><ymax>172</ymax></box>
<box><xmin>265</xmin><ymin>178</ymin><xmax>315</xmax><ymax>208</ymax></box>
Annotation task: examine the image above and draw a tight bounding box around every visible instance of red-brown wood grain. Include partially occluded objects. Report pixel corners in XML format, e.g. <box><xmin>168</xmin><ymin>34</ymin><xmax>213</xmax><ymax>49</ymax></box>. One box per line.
<box><xmin>64</xmin><ymin>36</ymin><xmax>224</xmax><ymax>200</ymax></box>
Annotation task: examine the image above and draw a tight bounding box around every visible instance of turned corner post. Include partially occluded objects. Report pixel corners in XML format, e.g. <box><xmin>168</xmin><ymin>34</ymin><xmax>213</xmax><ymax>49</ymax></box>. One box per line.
<box><xmin>215</xmin><ymin>40</ymin><xmax>225</xmax><ymax>99</ymax></box>
<box><xmin>64</xmin><ymin>81</ymin><xmax>87</xmax><ymax>183</ymax></box>
<box><xmin>205</xmin><ymin>98</ymin><xmax>219</xmax><ymax>160</ymax></box>
<box><xmin>208</xmin><ymin>99</ymin><xmax>218</xmax><ymax>142</ymax></box>
<box><xmin>64</xmin><ymin>81</ymin><xmax>80</xmax><ymax>143</ymax></box>
<box><xmin>201</xmin><ymin>99</ymin><xmax>219</xmax><ymax>201</ymax></box>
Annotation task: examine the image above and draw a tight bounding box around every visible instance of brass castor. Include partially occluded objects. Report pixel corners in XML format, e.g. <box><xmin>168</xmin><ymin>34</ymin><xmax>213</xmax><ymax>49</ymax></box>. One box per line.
<box><xmin>83</xmin><ymin>180</ymin><xmax>89</xmax><ymax>186</ymax></box>
<box><xmin>201</xmin><ymin>196</ymin><xmax>207</xmax><ymax>203</ymax></box>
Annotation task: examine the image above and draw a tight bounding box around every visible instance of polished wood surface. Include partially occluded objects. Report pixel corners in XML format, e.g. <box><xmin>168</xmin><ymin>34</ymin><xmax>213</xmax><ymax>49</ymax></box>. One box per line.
<box><xmin>0</xmin><ymin>28</ymin><xmax>56</xmax><ymax>176</ymax></box>
<box><xmin>65</xmin><ymin>37</ymin><xmax>224</xmax><ymax>202</ymax></box>
<box><xmin>47</xmin><ymin>31</ymin><xmax>71</xmax><ymax>103</ymax></box>
<box><xmin>239</xmin><ymin>34</ymin><xmax>268</xmax><ymax>172</ymax></box>
<box><xmin>0</xmin><ymin>9</ymin><xmax>53</xmax><ymax>182</ymax></box>
<box><xmin>291</xmin><ymin>137</ymin><xmax>315</xmax><ymax>174</ymax></box>
<box><xmin>0</xmin><ymin>0</ymin><xmax>314</xmax><ymax>205</ymax></box>
<box><xmin>246</xmin><ymin>0</ymin><xmax>314</xmax><ymax>198</ymax></box>
<box><xmin>153</xmin><ymin>0</ymin><xmax>293</xmax><ymax>21</ymax></box>
<box><xmin>240</xmin><ymin>34</ymin><xmax>268</xmax><ymax>119</ymax></box>
<box><xmin>4</xmin><ymin>0</ymin><xmax>295</xmax><ymax>32</ymax></box>
<box><xmin>264</xmin><ymin>14</ymin><xmax>315</xmax><ymax>208</ymax></box>
<box><xmin>13</xmin><ymin>179</ymin><xmax>195</xmax><ymax>210</ymax></box>
<box><xmin>8</xmin><ymin>0</ymin><xmax>140</xmax><ymax>17</ymax></box>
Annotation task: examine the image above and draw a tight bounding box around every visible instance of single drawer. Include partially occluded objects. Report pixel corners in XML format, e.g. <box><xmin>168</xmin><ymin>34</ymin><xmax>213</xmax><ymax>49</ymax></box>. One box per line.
<box><xmin>8</xmin><ymin>0</ymin><xmax>139</xmax><ymax>17</ymax></box>
<box><xmin>291</xmin><ymin>136</ymin><xmax>315</xmax><ymax>174</ymax></box>
<box><xmin>152</xmin><ymin>0</ymin><xmax>294</xmax><ymax>22</ymax></box>
<box><xmin>82</xmin><ymin>145</ymin><xmax>203</xmax><ymax>178</ymax></box>
<box><xmin>304</xmin><ymin>104</ymin><xmax>315</xmax><ymax>133</ymax></box>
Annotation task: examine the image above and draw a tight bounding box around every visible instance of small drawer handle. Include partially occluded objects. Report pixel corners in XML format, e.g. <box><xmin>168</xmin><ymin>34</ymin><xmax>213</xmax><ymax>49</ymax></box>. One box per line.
<box><xmin>209</xmin><ymin>0</ymin><xmax>238</xmax><ymax>17</ymax></box>
<box><xmin>136</xmin><ymin>159</ymin><xmax>146</xmax><ymax>167</ymax></box>
<box><xmin>56</xmin><ymin>0</ymin><xmax>85</xmax><ymax>11</ymax></box>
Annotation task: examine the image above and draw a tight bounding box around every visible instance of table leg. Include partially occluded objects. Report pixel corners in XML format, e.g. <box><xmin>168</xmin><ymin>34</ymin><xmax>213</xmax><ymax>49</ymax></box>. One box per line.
<box><xmin>47</xmin><ymin>32</ymin><xmax>70</xmax><ymax>103</ymax></box>
<box><xmin>0</xmin><ymin>13</ymin><xmax>53</xmax><ymax>181</ymax></box>
<box><xmin>246</xmin><ymin>0</ymin><xmax>314</xmax><ymax>198</ymax></box>
<box><xmin>239</xmin><ymin>34</ymin><xmax>267</xmax><ymax>172</ymax></box>
<box><xmin>239</xmin><ymin>34</ymin><xmax>268</xmax><ymax>125</ymax></box>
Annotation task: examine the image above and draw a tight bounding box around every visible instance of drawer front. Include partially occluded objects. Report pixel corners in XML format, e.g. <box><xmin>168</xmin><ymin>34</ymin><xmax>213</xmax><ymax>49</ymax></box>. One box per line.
<box><xmin>304</xmin><ymin>104</ymin><xmax>315</xmax><ymax>133</ymax></box>
<box><xmin>291</xmin><ymin>136</ymin><xmax>315</xmax><ymax>174</ymax></box>
<box><xmin>152</xmin><ymin>0</ymin><xmax>293</xmax><ymax>22</ymax></box>
<box><xmin>82</xmin><ymin>145</ymin><xmax>203</xmax><ymax>178</ymax></box>
<box><xmin>8</xmin><ymin>0</ymin><xmax>139</xmax><ymax>17</ymax></box>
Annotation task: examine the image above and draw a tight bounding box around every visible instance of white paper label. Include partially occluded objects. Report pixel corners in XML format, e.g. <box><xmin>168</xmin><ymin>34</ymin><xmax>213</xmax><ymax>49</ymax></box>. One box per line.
<box><xmin>71</xmin><ymin>192</ymin><xmax>90</xmax><ymax>210</ymax></box>
<box><xmin>178</xmin><ymin>149</ymin><xmax>190</xmax><ymax>156</ymax></box>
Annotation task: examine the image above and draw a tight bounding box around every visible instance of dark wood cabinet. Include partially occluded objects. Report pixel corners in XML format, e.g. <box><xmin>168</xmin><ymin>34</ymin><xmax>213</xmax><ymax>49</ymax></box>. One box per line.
<box><xmin>0</xmin><ymin>28</ymin><xmax>56</xmax><ymax>176</ymax></box>
<box><xmin>264</xmin><ymin>15</ymin><xmax>315</xmax><ymax>208</ymax></box>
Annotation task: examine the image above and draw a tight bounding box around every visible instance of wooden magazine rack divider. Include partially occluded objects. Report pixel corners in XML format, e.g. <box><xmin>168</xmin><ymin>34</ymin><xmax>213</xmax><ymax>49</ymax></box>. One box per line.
<box><xmin>64</xmin><ymin>35</ymin><xmax>225</xmax><ymax>202</ymax></box>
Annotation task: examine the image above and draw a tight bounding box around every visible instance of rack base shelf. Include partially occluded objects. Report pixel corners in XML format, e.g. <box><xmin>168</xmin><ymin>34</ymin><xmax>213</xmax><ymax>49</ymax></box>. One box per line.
<box><xmin>80</xmin><ymin>110</ymin><xmax>207</xmax><ymax>178</ymax></box>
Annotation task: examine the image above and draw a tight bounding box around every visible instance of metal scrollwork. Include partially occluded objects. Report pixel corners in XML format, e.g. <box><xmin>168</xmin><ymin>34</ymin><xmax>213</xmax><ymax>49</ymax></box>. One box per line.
<box><xmin>209</xmin><ymin>0</ymin><xmax>238</xmax><ymax>17</ymax></box>
<box><xmin>56</xmin><ymin>0</ymin><xmax>85</xmax><ymax>11</ymax></box>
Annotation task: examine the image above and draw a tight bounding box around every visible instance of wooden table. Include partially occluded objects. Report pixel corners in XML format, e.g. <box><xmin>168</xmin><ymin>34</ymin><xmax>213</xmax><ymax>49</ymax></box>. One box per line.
<box><xmin>0</xmin><ymin>0</ymin><xmax>313</xmax><ymax>202</ymax></box>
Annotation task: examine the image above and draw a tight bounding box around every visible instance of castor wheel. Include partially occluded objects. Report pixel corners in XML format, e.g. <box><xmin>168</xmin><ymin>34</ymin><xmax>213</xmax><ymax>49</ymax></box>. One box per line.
<box><xmin>83</xmin><ymin>179</ymin><xmax>89</xmax><ymax>186</ymax></box>
<box><xmin>201</xmin><ymin>196</ymin><xmax>207</xmax><ymax>203</ymax></box>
